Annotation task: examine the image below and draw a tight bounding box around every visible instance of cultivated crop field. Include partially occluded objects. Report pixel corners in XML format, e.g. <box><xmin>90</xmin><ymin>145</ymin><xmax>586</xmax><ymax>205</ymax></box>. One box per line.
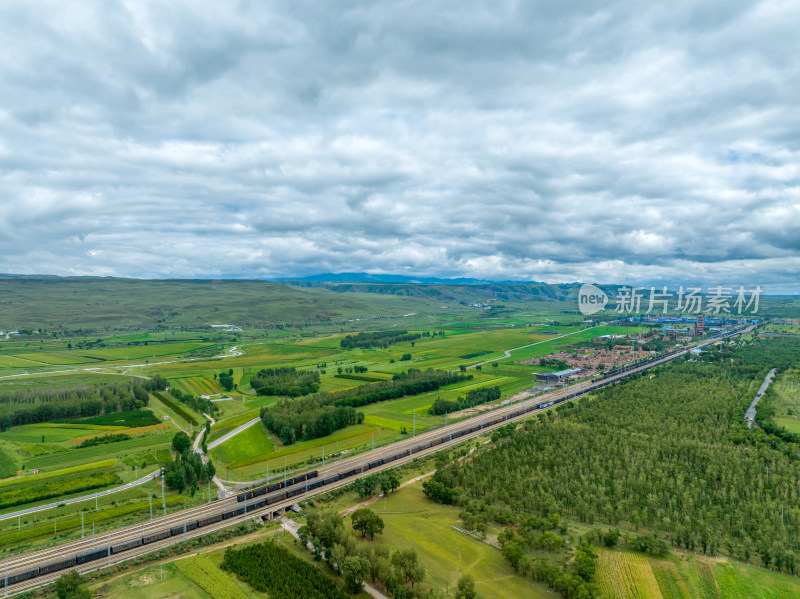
<box><xmin>596</xmin><ymin>549</ymin><xmax>663</xmax><ymax>599</ymax></box>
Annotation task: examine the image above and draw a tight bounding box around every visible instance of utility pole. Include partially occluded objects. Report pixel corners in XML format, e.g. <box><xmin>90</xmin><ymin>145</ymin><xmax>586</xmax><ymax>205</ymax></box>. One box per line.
<box><xmin>208</xmin><ymin>479</ymin><xmax>211</xmax><ymax>504</ymax></box>
<box><xmin>322</xmin><ymin>447</ymin><xmax>325</xmax><ymax>467</ymax></box>
<box><xmin>413</xmin><ymin>409</ymin><xmax>416</xmax><ymax>437</ymax></box>
<box><xmin>161</xmin><ymin>471</ymin><xmax>166</xmax><ymax>519</ymax></box>
<box><xmin>95</xmin><ymin>491</ymin><xmax>98</xmax><ymax>511</ymax></box>
<box><xmin>149</xmin><ymin>495</ymin><xmax>153</xmax><ymax>520</ymax></box>
<box><xmin>82</xmin><ymin>511</ymin><xmax>84</xmax><ymax>539</ymax></box>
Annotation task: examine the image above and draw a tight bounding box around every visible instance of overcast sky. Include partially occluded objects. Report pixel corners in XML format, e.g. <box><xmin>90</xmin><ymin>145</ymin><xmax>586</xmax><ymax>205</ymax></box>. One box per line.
<box><xmin>1</xmin><ymin>1</ymin><xmax>798</xmax><ymax>291</ymax></box>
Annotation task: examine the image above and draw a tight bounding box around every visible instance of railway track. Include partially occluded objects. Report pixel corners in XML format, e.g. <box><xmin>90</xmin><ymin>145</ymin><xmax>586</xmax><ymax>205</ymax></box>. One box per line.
<box><xmin>0</xmin><ymin>326</ymin><xmax>751</xmax><ymax>595</ymax></box>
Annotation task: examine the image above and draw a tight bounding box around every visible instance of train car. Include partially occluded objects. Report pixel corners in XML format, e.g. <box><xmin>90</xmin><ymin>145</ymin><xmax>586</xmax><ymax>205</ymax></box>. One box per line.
<box><xmin>430</xmin><ymin>437</ymin><xmax>443</xmax><ymax>447</ymax></box>
<box><xmin>4</xmin><ymin>568</ymin><xmax>39</xmax><ymax>587</ymax></box>
<box><xmin>76</xmin><ymin>547</ymin><xmax>109</xmax><ymax>564</ymax></box>
<box><xmin>292</xmin><ymin>473</ymin><xmax>308</xmax><ymax>485</ymax></box>
<box><xmin>266</xmin><ymin>491</ymin><xmax>288</xmax><ymax>505</ymax></box>
<box><xmin>252</xmin><ymin>486</ymin><xmax>267</xmax><ymax>498</ymax></box>
<box><xmin>170</xmin><ymin>521</ymin><xmax>199</xmax><ymax>536</ymax></box>
<box><xmin>39</xmin><ymin>557</ymin><xmax>76</xmax><ymax>575</ymax></box>
<box><xmin>322</xmin><ymin>474</ymin><xmax>339</xmax><ymax>485</ymax></box>
<box><xmin>306</xmin><ymin>470</ymin><xmax>319</xmax><ymax>480</ymax></box>
<box><xmin>367</xmin><ymin>458</ymin><xmax>384</xmax><ymax>469</ymax></box>
<box><xmin>111</xmin><ymin>538</ymin><xmax>143</xmax><ymax>554</ymax></box>
<box><xmin>198</xmin><ymin>513</ymin><xmax>223</xmax><ymax>528</ymax></box>
<box><xmin>307</xmin><ymin>478</ymin><xmax>324</xmax><ymax>491</ymax></box>
<box><xmin>251</xmin><ymin>498</ymin><xmax>268</xmax><ymax>510</ymax></box>
<box><xmin>267</xmin><ymin>481</ymin><xmax>284</xmax><ymax>493</ymax></box>
<box><xmin>142</xmin><ymin>530</ymin><xmax>171</xmax><ymax>545</ymax></box>
<box><xmin>339</xmin><ymin>468</ymin><xmax>357</xmax><ymax>479</ymax></box>
<box><xmin>222</xmin><ymin>507</ymin><xmax>246</xmax><ymax>520</ymax></box>
<box><xmin>287</xmin><ymin>487</ymin><xmax>304</xmax><ymax>498</ymax></box>
<box><xmin>236</xmin><ymin>490</ymin><xmax>252</xmax><ymax>502</ymax></box>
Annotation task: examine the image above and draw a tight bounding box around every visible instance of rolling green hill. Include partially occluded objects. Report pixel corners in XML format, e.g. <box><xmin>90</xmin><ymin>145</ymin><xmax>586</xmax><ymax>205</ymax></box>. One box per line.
<box><xmin>0</xmin><ymin>277</ymin><xmax>471</xmax><ymax>330</ymax></box>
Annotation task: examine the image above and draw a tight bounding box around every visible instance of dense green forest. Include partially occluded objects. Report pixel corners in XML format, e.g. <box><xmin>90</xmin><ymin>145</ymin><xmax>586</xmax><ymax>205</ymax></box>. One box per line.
<box><xmin>0</xmin><ymin>376</ymin><xmax>166</xmax><ymax>430</ymax></box>
<box><xmin>340</xmin><ymin>330</ymin><xmax>422</xmax><ymax>349</ymax></box>
<box><xmin>431</xmin><ymin>338</ymin><xmax>800</xmax><ymax>579</ymax></box>
<box><xmin>428</xmin><ymin>385</ymin><xmax>501</xmax><ymax>415</ymax></box>
<box><xmin>221</xmin><ymin>541</ymin><xmax>350</xmax><ymax>599</ymax></box>
<box><xmin>249</xmin><ymin>366</ymin><xmax>321</xmax><ymax>397</ymax></box>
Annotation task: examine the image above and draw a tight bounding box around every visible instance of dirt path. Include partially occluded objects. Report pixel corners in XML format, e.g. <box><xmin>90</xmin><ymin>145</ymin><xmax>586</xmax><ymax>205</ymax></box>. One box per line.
<box><xmin>467</xmin><ymin>326</ymin><xmax>600</xmax><ymax>369</ymax></box>
<box><xmin>339</xmin><ymin>471</ymin><xmax>435</xmax><ymax>517</ymax></box>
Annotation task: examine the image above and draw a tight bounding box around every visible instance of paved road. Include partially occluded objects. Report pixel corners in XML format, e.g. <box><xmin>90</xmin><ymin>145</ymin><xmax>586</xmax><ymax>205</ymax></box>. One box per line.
<box><xmin>746</xmin><ymin>368</ymin><xmax>776</xmax><ymax>428</ymax></box>
<box><xmin>281</xmin><ymin>516</ymin><xmax>389</xmax><ymax>599</ymax></box>
<box><xmin>192</xmin><ymin>416</ymin><xmax>228</xmax><ymax>497</ymax></box>
<box><xmin>0</xmin><ymin>469</ymin><xmax>161</xmax><ymax>522</ymax></box>
<box><xmin>0</xmin><ymin>345</ymin><xmax>243</xmax><ymax>381</ymax></box>
<box><xmin>468</xmin><ymin>326</ymin><xmax>600</xmax><ymax>369</ymax></box>
<box><xmin>206</xmin><ymin>417</ymin><xmax>261</xmax><ymax>451</ymax></box>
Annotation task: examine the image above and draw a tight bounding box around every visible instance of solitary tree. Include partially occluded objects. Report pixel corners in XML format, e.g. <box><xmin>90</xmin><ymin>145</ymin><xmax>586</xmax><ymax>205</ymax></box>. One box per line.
<box><xmin>172</xmin><ymin>431</ymin><xmax>191</xmax><ymax>453</ymax></box>
<box><xmin>351</xmin><ymin>508</ymin><xmax>384</xmax><ymax>539</ymax></box>
<box><xmin>455</xmin><ymin>574</ymin><xmax>479</xmax><ymax>599</ymax></box>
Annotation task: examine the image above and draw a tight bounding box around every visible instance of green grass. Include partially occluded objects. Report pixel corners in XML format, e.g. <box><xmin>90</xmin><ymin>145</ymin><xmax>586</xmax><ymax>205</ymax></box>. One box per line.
<box><xmin>148</xmin><ymin>393</ymin><xmax>198</xmax><ymax>431</ymax></box>
<box><xmin>0</xmin><ymin>447</ymin><xmax>15</xmax><ymax>478</ymax></box>
<box><xmin>220</xmin><ymin>424</ymin><xmax>395</xmax><ymax>479</ymax></box>
<box><xmin>210</xmin><ymin>422</ymin><xmax>275</xmax><ymax>464</ymax></box>
<box><xmin>0</xmin><ymin>277</ymin><xmax>464</xmax><ymax>330</ymax></box>
<box><xmin>370</xmin><ymin>481</ymin><xmax>552</xmax><ymax>599</ymax></box>
<box><xmin>713</xmin><ymin>560</ymin><xmax>800</xmax><ymax>598</ymax></box>
<box><xmin>93</xmin><ymin>562</ymin><xmax>210</xmax><ymax>599</ymax></box>
<box><xmin>175</xmin><ymin>555</ymin><xmax>249</xmax><ymax>599</ymax></box>
<box><xmin>153</xmin><ymin>391</ymin><xmax>202</xmax><ymax>426</ymax></box>
<box><xmin>0</xmin><ymin>495</ymin><xmax>186</xmax><ymax>546</ymax></box>
<box><xmin>765</xmin><ymin>371</ymin><xmax>800</xmax><ymax>434</ymax></box>
<box><xmin>0</xmin><ymin>424</ymin><xmax>124</xmax><ymax>444</ymax></box>
<box><xmin>26</xmin><ymin>432</ymin><xmax>173</xmax><ymax>470</ymax></box>
<box><xmin>0</xmin><ymin>459</ymin><xmax>117</xmax><ymax>489</ymax></box>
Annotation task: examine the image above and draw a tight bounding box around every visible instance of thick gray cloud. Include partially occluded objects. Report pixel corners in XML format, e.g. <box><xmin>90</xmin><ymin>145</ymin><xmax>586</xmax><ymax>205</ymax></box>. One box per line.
<box><xmin>1</xmin><ymin>0</ymin><xmax>799</xmax><ymax>291</ymax></box>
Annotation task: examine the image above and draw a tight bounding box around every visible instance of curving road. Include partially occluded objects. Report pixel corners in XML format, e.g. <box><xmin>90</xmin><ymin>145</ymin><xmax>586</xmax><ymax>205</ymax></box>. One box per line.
<box><xmin>206</xmin><ymin>417</ymin><xmax>261</xmax><ymax>451</ymax></box>
<box><xmin>746</xmin><ymin>368</ymin><xmax>776</xmax><ymax>428</ymax></box>
<box><xmin>0</xmin><ymin>469</ymin><xmax>160</xmax><ymax>523</ymax></box>
<box><xmin>467</xmin><ymin>326</ymin><xmax>600</xmax><ymax>369</ymax></box>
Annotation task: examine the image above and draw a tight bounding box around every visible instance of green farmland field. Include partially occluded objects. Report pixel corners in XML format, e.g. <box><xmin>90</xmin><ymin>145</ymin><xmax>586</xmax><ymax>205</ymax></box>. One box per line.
<box><xmin>25</xmin><ymin>432</ymin><xmax>173</xmax><ymax>470</ymax></box>
<box><xmin>209</xmin><ymin>422</ymin><xmax>275</xmax><ymax>464</ymax></box>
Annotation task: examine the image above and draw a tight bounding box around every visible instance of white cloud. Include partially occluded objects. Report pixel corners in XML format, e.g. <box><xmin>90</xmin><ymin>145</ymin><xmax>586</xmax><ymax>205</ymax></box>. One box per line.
<box><xmin>0</xmin><ymin>1</ymin><xmax>797</xmax><ymax>291</ymax></box>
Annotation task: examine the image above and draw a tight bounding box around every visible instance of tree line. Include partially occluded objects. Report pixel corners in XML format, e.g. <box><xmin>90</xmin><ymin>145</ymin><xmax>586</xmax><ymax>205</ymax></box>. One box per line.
<box><xmin>0</xmin><ymin>377</ymin><xmax>166</xmax><ymax>431</ymax></box>
<box><xmin>249</xmin><ymin>366</ymin><xmax>320</xmax><ymax>397</ymax></box>
<box><xmin>428</xmin><ymin>386</ymin><xmax>501</xmax><ymax>415</ymax></box>
<box><xmin>340</xmin><ymin>330</ymin><xmax>421</xmax><ymax>349</ymax></box>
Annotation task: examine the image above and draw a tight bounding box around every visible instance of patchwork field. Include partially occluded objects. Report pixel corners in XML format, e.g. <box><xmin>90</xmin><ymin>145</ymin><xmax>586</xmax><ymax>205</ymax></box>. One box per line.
<box><xmin>593</xmin><ymin>549</ymin><xmax>800</xmax><ymax>599</ymax></box>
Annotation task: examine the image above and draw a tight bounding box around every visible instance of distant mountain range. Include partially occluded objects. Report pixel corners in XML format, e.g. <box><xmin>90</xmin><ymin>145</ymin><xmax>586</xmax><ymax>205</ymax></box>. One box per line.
<box><xmin>272</xmin><ymin>272</ymin><xmax>549</xmax><ymax>285</ymax></box>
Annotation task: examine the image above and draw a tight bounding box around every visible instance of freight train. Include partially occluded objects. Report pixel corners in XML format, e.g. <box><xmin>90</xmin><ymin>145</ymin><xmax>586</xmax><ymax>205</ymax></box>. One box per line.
<box><xmin>0</xmin><ymin>326</ymin><xmax>749</xmax><ymax>590</ymax></box>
